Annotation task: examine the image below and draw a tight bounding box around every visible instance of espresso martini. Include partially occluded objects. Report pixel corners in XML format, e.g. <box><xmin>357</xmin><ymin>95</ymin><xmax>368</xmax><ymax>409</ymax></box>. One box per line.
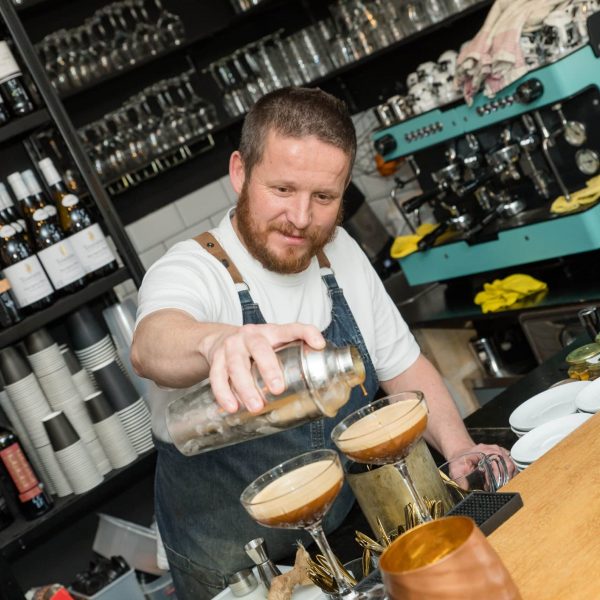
<box><xmin>246</xmin><ymin>458</ymin><xmax>343</xmax><ymax>528</ymax></box>
<box><xmin>335</xmin><ymin>398</ymin><xmax>428</xmax><ymax>464</ymax></box>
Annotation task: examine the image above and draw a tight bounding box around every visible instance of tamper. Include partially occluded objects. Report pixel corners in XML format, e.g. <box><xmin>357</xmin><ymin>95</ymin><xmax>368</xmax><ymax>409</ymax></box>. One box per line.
<box><xmin>244</xmin><ymin>537</ymin><xmax>282</xmax><ymax>590</ymax></box>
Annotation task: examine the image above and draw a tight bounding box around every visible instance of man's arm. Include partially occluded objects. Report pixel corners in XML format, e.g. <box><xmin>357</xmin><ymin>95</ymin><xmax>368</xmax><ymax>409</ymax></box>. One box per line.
<box><xmin>380</xmin><ymin>353</ymin><xmax>514</xmax><ymax>473</ymax></box>
<box><xmin>131</xmin><ymin>309</ymin><xmax>325</xmax><ymax>413</ymax></box>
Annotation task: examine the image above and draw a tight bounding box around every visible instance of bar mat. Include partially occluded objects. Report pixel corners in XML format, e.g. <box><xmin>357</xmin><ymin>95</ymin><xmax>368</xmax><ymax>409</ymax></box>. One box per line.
<box><xmin>446</xmin><ymin>491</ymin><xmax>523</xmax><ymax>536</ymax></box>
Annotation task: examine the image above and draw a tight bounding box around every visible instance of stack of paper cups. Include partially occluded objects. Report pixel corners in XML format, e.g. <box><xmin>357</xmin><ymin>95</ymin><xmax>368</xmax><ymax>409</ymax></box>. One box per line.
<box><xmin>42</xmin><ymin>411</ymin><xmax>103</xmax><ymax>495</ymax></box>
<box><xmin>84</xmin><ymin>391</ymin><xmax>138</xmax><ymax>469</ymax></box>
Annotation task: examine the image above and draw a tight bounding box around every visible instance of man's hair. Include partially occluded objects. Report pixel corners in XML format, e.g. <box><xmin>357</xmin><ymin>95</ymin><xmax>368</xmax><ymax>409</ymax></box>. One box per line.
<box><xmin>238</xmin><ymin>87</ymin><xmax>357</xmax><ymax>178</ymax></box>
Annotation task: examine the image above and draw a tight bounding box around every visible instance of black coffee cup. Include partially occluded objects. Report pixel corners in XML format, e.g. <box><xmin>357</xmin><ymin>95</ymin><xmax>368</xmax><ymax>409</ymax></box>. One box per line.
<box><xmin>42</xmin><ymin>411</ymin><xmax>79</xmax><ymax>451</ymax></box>
<box><xmin>0</xmin><ymin>347</ymin><xmax>32</xmax><ymax>385</ymax></box>
<box><xmin>66</xmin><ymin>307</ymin><xmax>108</xmax><ymax>351</ymax></box>
<box><xmin>25</xmin><ymin>328</ymin><xmax>56</xmax><ymax>355</ymax></box>
<box><xmin>60</xmin><ymin>347</ymin><xmax>82</xmax><ymax>375</ymax></box>
<box><xmin>84</xmin><ymin>391</ymin><xmax>115</xmax><ymax>424</ymax></box>
<box><xmin>91</xmin><ymin>360</ymin><xmax>139</xmax><ymax>411</ymax></box>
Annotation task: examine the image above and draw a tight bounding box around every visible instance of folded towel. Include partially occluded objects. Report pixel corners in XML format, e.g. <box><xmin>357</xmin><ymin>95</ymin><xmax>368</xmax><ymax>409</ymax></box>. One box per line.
<box><xmin>474</xmin><ymin>273</ymin><xmax>548</xmax><ymax>312</ymax></box>
<box><xmin>390</xmin><ymin>223</ymin><xmax>454</xmax><ymax>258</ymax></box>
<box><xmin>551</xmin><ymin>175</ymin><xmax>600</xmax><ymax>214</ymax></box>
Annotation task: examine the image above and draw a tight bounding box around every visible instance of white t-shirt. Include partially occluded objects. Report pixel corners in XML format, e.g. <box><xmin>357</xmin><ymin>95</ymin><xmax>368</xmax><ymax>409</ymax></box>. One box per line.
<box><xmin>136</xmin><ymin>209</ymin><xmax>420</xmax><ymax>440</ymax></box>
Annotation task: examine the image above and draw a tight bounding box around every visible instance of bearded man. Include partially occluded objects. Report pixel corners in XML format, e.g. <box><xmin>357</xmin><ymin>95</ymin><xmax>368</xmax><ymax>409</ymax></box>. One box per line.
<box><xmin>132</xmin><ymin>87</ymin><xmax>513</xmax><ymax>600</ymax></box>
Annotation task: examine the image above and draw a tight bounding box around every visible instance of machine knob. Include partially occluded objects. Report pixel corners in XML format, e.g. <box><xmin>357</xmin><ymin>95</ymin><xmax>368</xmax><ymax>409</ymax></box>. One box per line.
<box><xmin>374</xmin><ymin>134</ymin><xmax>397</xmax><ymax>156</ymax></box>
<box><xmin>515</xmin><ymin>78</ymin><xmax>544</xmax><ymax>104</ymax></box>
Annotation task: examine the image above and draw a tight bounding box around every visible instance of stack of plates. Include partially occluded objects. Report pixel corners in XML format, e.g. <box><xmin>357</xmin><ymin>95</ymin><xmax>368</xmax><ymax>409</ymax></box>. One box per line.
<box><xmin>509</xmin><ymin>381</ymin><xmax>590</xmax><ymax>437</ymax></box>
<box><xmin>511</xmin><ymin>412</ymin><xmax>592</xmax><ymax>470</ymax></box>
<box><xmin>575</xmin><ymin>377</ymin><xmax>600</xmax><ymax>414</ymax></box>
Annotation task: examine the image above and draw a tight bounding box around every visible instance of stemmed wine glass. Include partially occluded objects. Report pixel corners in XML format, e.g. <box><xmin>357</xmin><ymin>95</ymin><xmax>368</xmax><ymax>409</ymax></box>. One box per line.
<box><xmin>331</xmin><ymin>391</ymin><xmax>432</xmax><ymax>524</ymax></box>
<box><xmin>240</xmin><ymin>449</ymin><xmax>359</xmax><ymax>598</ymax></box>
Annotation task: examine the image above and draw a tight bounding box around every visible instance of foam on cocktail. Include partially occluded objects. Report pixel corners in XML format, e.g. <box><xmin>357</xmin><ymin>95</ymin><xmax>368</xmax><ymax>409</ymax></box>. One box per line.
<box><xmin>247</xmin><ymin>459</ymin><xmax>343</xmax><ymax>527</ymax></box>
<box><xmin>336</xmin><ymin>398</ymin><xmax>427</xmax><ymax>463</ymax></box>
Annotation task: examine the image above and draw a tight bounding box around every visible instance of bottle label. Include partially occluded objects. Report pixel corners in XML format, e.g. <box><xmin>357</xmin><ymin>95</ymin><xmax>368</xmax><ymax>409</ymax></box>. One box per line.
<box><xmin>37</xmin><ymin>240</ymin><xmax>85</xmax><ymax>289</ymax></box>
<box><xmin>69</xmin><ymin>224</ymin><xmax>116</xmax><ymax>274</ymax></box>
<box><xmin>0</xmin><ymin>225</ymin><xmax>16</xmax><ymax>239</ymax></box>
<box><xmin>45</xmin><ymin>205</ymin><xmax>57</xmax><ymax>218</ymax></box>
<box><xmin>62</xmin><ymin>194</ymin><xmax>79</xmax><ymax>208</ymax></box>
<box><xmin>2</xmin><ymin>256</ymin><xmax>54</xmax><ymax>308</ymax></box>
<box><xmin>0</xmin><ymin>442</ymin><xmax>43</xmax><ymax>503</ymax></box>
<box><xmin>0</xmin><ymin>42</ymin><xmax>21</xmax><ymax>85</ymax></box>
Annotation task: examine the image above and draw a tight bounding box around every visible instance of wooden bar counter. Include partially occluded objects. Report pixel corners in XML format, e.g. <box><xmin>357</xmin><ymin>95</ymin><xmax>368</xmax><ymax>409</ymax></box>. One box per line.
<box><xmin>489</xmin><ymin>411</ymin><xmax>600</xmax><ymax>599</ymax></box>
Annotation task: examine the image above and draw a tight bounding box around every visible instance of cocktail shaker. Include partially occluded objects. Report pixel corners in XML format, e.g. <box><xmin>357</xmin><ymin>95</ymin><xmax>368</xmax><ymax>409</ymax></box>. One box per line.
<box><xmin>166</xmin><ymin>341</ymin><xmax>365</xmax><ymax>456</ymax></box>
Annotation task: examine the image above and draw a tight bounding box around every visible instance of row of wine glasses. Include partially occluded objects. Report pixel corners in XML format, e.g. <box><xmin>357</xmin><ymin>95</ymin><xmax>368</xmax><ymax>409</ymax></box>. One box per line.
<box><xmin>241</xmin><ymin>391</ymin><xmax>431</xmax><ymax>598</ymax></box>
<box><xmin>35</xmin><ymin>0</ymin><xmax>185</xmax><ymax>95</ymax></box>
<box><xmin>78</xmin><ymin>69</ymin><xmax>217</xmax><ymax>186</ymax></box>
<box><xmin>209</xmin><ymin>0</ymin><xmax>482</xmax><ymax>118</ymax></box>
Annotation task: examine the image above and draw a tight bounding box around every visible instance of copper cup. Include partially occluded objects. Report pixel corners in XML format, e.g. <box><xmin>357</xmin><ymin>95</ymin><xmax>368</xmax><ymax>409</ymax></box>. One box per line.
<box><xmin>380</xmin><ymin>516</ymin><xmax>521</xmax><ymax>600</ymax></box>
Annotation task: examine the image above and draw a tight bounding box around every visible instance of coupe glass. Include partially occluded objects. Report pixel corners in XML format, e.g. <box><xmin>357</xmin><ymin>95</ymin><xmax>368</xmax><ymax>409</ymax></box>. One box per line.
<box><xmin>331</xmin><ymin>391</ymin><xmax>432</xmax><ymax>524</ymax></box>
<box><xmin>240</xmin><ymin>449</ymin><xmax>358</xmax><ymax>597</ymax></box>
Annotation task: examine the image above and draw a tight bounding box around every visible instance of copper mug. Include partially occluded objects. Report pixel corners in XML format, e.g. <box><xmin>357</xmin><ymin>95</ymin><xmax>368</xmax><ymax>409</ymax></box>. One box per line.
<box><xmin>379</xmin><ymin>516</ymin><xmax>521</xmax><ymax>600</ymax></box>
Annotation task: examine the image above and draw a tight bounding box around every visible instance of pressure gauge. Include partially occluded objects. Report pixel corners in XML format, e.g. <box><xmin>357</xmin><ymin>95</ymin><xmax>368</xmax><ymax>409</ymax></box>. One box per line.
<box><xmin>575</xmin><ymin>149</ymin><xmax>600</xmax><ymax>176</ymax></box>
<box><xmin>564</xmin><ymin>121</ymin><xmax>587</xmax><ymax>147</ymax></box>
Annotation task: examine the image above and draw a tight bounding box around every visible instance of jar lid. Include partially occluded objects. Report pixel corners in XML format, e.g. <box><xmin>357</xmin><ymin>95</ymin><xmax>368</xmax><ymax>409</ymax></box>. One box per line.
<box><xmin>566</xmin><ymin>343</ymin><xmax>600</xmax><ymax>364</ymax></box>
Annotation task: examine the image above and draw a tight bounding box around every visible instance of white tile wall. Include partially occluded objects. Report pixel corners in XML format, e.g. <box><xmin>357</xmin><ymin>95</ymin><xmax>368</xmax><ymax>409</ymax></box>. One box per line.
<box><xmin>124</xmin><ymin>108</ymin><xmax>422</xmax><ymax>271</ymax></box>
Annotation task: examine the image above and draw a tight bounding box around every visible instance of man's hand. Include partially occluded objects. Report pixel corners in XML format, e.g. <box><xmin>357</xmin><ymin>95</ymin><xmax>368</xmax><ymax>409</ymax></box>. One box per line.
<box><xmin>199</xmin><ymin>323</ymin><xmax>325</xmax><ymax>413</ymax></box>
<box><xmin>447</xmin><ymin>443</ymin><xmax>517</xmax><ymax>485</ymax></box>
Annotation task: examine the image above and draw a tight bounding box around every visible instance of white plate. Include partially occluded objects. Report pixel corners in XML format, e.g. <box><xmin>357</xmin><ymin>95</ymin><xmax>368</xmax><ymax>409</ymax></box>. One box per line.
<box><xmin>511</xmin><ymin>412</ymin><xmax>592</xmax><ymax>464</ymax></box>
<box><xmin>575</xmin><ymin>377</ymin><xmax>600</xmax><ymax>414</ymax></box>
<box><xmin>212</xmin><ymin>566</ymin><xmax>324</xmax><ymax>600</ymax></box>
<box><xmin>509</xmin><ymin>381</ymin><xmax>590</xmax><ymax>432</ymax></box>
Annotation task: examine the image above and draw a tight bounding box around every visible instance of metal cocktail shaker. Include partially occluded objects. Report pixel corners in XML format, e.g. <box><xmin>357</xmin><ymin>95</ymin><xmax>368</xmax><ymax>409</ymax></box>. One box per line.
<box><xmin>166</xmin><ymin>341</ymin><xmax>365</xmax><ymax>456</ymax></box>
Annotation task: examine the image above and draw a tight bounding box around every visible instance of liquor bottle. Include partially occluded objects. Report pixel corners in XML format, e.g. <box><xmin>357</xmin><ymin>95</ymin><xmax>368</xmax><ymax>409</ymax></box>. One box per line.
<box><xmin>0</xmin><ymin>220</ymin><xmax>55</xmax><ymax>314</ymax></box>
<box><xmin>27</xmin><ymin>206</ymin><xmax>86</xmax><ymax>294</ymax></box>
<box><xmin>22</xmin><ymin>169</ymin><xmax>58</xmax><ymax>221</ymax></box>
<box><xmin>0</xmin><ymin>427</ymin><xmax>53</xmax><ymax>520</ymax></box>
<box><xmin>0</xmin><ymin>93</ymin><xmax>9</xmax><ymax>125</ymax></box>
<box><xmin>0</xmin><ymin>40</ymin><xmax>34</xmax><ymax>116</ymax></box>
<box><xmin>7</xmin><ymin>171</ymin><xmax>55</xmax><ymax>235</ymax></box>
<box><xmin>0</xmin><ymin>182</ymin><xmax>27</xmax><ymax>240</ymax></box>
<box><xmin>0</xmin><ymin>486</ymin><xmax>14</xmax><ymax>530</ymax></box>
<box><xmin>39</xmin><ymin>158</ymin><xmax>118</xmax><ymax>279</ymax></box>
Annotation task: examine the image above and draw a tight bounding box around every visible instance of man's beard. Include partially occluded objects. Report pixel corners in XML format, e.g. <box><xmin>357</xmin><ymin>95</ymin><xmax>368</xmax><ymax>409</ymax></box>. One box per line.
<box><xmin>235</xmin><ymin>182</ymin><xmax>342</xmax><ymax>274</ymax></box>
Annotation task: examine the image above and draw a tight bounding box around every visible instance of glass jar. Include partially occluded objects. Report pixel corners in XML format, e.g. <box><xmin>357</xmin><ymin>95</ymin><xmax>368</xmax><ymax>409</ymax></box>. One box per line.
<box><xmin>566</xmin><ymin>342</ymin><xmax>600</xmax><ymax>380</ymax></box>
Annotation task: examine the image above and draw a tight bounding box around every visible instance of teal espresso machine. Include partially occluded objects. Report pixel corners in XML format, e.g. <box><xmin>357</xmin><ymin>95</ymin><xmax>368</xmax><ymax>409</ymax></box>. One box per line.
<box><xmin>373</xmin><ymin>42</ymin><xmax>600</xmax><ymax>286</ymax></box>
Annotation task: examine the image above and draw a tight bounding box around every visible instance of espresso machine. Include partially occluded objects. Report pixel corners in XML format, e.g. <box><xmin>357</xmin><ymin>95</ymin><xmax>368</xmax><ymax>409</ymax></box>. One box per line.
<box><xmin>373</xmin><ymin>39</ymin><xmax>600</xmax><ymax>286</ymax></box>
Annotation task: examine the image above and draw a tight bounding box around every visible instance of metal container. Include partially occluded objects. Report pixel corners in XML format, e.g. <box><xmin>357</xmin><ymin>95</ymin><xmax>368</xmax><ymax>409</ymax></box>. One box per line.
<box><xmin>166</xmin><ymin>341</ymin><xmax>365</xmax><ymax>456</ymax></box>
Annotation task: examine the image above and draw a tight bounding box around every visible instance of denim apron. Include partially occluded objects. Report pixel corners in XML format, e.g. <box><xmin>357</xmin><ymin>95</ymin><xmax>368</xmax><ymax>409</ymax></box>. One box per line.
<box><xmin>154</xmin><ymin>238</ymin><xmax>379</xmax><ymax>600</ymax></box>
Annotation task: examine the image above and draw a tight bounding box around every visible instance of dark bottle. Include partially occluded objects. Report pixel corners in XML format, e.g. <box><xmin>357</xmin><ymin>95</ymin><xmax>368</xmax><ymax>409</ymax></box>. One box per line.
<box><xmin>9</xmin><ymin>171</ymin><xmax>86</xmax><ymax>295</ymax></box>
<box><xmin>21</xmin><ymin>169</ymin><xmax>58</xmax><ymax>222</ymax></box>
<box><xmin>28</xmin><ymin>206</ymin><xmax>86</xmax><ymax>294</ymax></box>
<box><xmin>0</xmin><ymin>272</ymin><xmax>21</xmax><ymax>328</ymax></box>
<box><xmin>0</xmin><ymin>427</ymin><xmax>53</xmax><ymax>520</ymax></box>
<box><xmin>0</xmin><ymin>40</ymin><xmax>34</xmax><ymax>116</ymax></box>
<box><xmin>0</xmin><ymin>486</ymin><xmax>14</xmax><ymax>531</ymax></box>
<box><xmin>0</xmin><ymin>181</ymin><xmax>27</xmax><ymax>241</ymax></box>
<box><xmin>39</xmin><ymin>158</ymin><xmax>117</xmax><ymax>279</ymax></box>
<box><xmin>0</xmin><ymin>93</ymin><xmax>9</xmax><ymax>125</ymax></box>
<box><xmin>0</xmin><ymin>220</ymin><xmax>55</xmax><ymax>314</ymax></box>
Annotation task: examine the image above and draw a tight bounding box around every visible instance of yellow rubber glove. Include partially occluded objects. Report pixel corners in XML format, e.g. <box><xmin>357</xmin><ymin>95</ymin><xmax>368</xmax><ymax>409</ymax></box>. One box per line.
<box><xmin>474</xmin><ymin>274</ymin><xmax>548</xmax><ymax>313</ymax></box>
<box><xmin>390</xmin><ymin>223</ymin><xmax>440</xmax><ymax>258</ymax></box>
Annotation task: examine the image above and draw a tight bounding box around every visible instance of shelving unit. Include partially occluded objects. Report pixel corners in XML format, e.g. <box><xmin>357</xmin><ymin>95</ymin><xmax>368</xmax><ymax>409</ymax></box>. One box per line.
<box><xmin>0</xmin><ymin>1</ymin><xmax>149</xmax><ymax>596</ymax></box>
<box><xmin>0</xmin><ymin>108</ymin><xmax>49</xmax><ymax>143</ymax></box>
<box><xmin>0</xmin><ymin>449</ymin><xmax>156</xmax><ymax>559</ymax></box>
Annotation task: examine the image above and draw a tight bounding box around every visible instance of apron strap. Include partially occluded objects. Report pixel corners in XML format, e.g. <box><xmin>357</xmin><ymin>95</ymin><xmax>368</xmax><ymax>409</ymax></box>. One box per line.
<box><xmin>195</xmin><ymin>231</ymin><xmax>331</xmax><ymax>283</ymax></box>
<box><xmin>194</xmin><ymin>232</ymin><xmax>245</xmax><ymax>285</ymax></box>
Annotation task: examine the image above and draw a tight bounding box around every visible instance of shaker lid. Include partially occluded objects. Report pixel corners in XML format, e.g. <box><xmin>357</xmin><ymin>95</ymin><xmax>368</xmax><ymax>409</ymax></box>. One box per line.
<box><xmin>227</xmin><ymin>569</ymin><xmax>258</xmax><ymax>597</ymax></box>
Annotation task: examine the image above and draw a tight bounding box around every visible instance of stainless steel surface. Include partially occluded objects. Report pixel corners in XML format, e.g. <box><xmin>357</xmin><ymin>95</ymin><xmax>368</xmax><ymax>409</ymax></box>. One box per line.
<box><xmin>383</xmin><ymin>270</ymin><xmax>439</xmax><ymax>307</ymax></box>
<box><xmin>228</xmin><ymin>569</ymin><xmax>259</xmax><ymax>597</ymax></box>
<box><xmin>244</xmin><ymin>538</ymin><xmax>281</xmax><ymax>591</ymax></box>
